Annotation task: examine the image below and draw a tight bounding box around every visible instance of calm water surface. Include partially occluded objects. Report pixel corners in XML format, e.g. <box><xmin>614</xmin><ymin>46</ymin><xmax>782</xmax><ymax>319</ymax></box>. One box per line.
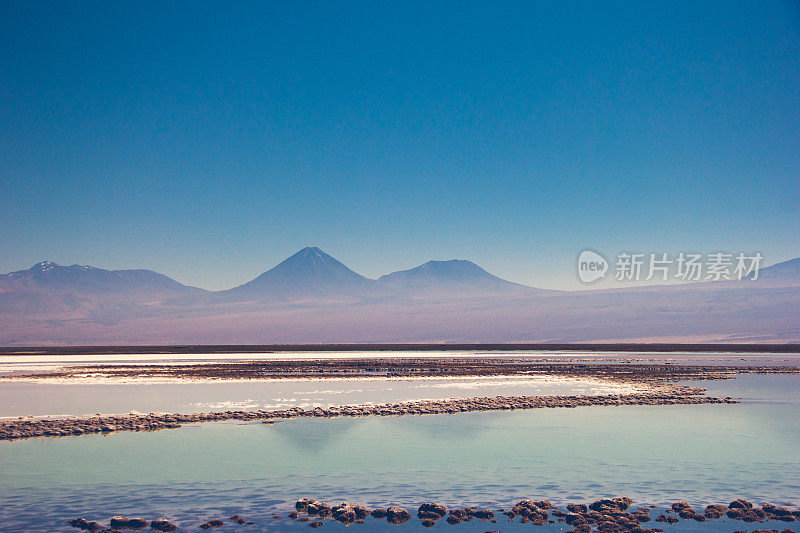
<box><xmin>2</xmin><ymin>350</ymin><xmax>799</xmax><ymax>369</ymax></box>
<box><xmin>0</xmin><ymin>370</ymin><xmax>798</xmax><ymax>531</ymax></box>
<box><xmin>0</xmin><ymin>376</ymin><xmax>641</xmax><ymax>419</ymax></box>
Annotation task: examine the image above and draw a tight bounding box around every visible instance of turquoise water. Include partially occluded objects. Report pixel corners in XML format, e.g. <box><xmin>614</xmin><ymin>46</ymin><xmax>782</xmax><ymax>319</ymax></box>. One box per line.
<box><xmin>0</xmin><ymin>373</ymin><xmax>798</xmax><ymax>531</ymax></box>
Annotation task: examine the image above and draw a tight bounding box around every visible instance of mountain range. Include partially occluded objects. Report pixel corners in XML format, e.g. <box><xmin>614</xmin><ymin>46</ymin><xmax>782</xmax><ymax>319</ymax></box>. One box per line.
<box><xmin>2</xmin><ymin>261</ymin><xmax>203</xmax><ymax>294</ymax></box>
<box><xmin>1</xmin><ymin>248</ymin><xmax>798</xmax><ymax>345</ymax></box>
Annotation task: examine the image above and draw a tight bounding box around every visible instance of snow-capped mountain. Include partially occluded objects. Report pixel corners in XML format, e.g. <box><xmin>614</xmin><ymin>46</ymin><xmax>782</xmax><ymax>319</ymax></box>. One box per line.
<box><xmin>2</xmin><ymin>261</ymin><xmax>203</xmax><ymax>294</ymax></box>
<box><xmin>0</xmin><ymin>261</ymin><xmax>205</xmax><ymax>319</ymax></box>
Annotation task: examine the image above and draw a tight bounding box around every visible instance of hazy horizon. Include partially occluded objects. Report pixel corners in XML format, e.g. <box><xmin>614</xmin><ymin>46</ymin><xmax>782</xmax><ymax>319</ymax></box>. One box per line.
<box><xmin>3</xmin><ymin>247</ymin><xmax>798</xmax><ymax>293</ymax></box>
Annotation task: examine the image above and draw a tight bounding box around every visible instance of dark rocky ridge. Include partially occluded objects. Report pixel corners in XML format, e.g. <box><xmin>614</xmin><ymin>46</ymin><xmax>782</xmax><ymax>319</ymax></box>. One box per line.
<box><xmin>287</xmin><ymin>496</ymin><xmax>800</xmax><ymax>530</ymax></box>
<box><xmin>66</xmin><ymin>497</ymin><xmax>799</xmax><ymax>531</ymax></box>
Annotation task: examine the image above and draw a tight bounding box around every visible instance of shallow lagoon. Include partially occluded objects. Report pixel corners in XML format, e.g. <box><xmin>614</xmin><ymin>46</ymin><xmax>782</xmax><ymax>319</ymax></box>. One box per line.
<box><xmin>2</xmin><ymin>350</ymin><xmax>796</xmax><ymax>419</ymax></box>
<box><xmin>0</xmin><ymin>375</ymin><xmax>642</xmax><ymax>419</ymax></box>
<box><xmin>0</xmin><ymin>373</ymin><xmax>798</xmax><ymax>531</ymax></box>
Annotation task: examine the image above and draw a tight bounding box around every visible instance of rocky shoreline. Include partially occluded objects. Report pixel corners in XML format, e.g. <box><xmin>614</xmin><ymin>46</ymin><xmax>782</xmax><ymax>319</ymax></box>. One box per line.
<box><xmin>8</xmin><ymin>359</ymin><xmax>800</xmax><ymax>383</ymax></box>
<box><xmin>65</xmin><ymin>497</ymin><xmax>799</xmax><ymax>531</ymax></box>
<box><xmin>5</xmin><ymin>361</ymin><xmax>797</xmax><ymax>442</ymax></box>
<box><xmin>0</xmin><ymin>388</ymin><xmax>736</xmax><ymax>441</ymax></box>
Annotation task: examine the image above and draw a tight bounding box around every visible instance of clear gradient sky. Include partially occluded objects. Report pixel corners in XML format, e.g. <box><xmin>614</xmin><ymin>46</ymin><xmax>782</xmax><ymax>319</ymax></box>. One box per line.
<box><xmin>1</xmin><ymin>1</ymin><xmax>799</xmax><ymax>290</ymax></box>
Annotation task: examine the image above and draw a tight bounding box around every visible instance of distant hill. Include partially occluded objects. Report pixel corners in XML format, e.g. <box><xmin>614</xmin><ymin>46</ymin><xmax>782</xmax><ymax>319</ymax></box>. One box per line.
<box><xmin>755</xmin><ymin>258</ymin><xmax>800</xmax><ymax>285</ymax></box>
<box><xmin>1</xmin><ymin>261</ymin><xmax>202</xmax><ymax>294</ymax></box>
<box><xmin>0</xmin><ymin>261</ymin><xmax>205</xmax><ymax>319</ymax></box>
<box><xmin>220</xmin><ymin>248</ymin><xmax>540</xmax><ymax>301</ymax></box>
<box><xmin>378</xmin><ymin>259</ymin><xmax>539</xmax><ymax>295</ymax></box>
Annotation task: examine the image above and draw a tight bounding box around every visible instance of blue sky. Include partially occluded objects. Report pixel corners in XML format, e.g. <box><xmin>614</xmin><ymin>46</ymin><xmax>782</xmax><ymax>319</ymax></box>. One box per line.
<box><xmin>1</xmin><ymin>0</ymin><xmax>799</xmax><ymax>290</ymax></box>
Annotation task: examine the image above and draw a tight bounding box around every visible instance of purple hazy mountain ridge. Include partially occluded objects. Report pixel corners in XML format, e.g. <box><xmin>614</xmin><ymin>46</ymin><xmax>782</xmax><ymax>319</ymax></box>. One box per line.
<box><xmin>377</xmin><ymin>259</ymin><xmax>543</xmax><ymax>295</ymax></box>
<box><xmin>380</xmin><ymin>259</ymin><xmax>503</xmax><ymax>283</ymax></box>
<box><xmin>4</xmin><ymin>250</ymin><xmax>797</xmax><ymax>296</ymax></box>
<box><xmin>0</xmin><ymin>261</ymin><xmax>206</xmax><ymax>321</ymax></box>
<box><xmin>219</xmin><ymin>248</ymin><xmax>537</xmax><ymax>301</ymax></box>
<box><xmin>2</xmin><ymin>261</ymin><xmax>205</xmax><ymax>294</ymax></box>
<box><xmin>0</xmin><ymin>249</ymin><xmax>798</xmax><ymax>345</ymax></box>
<box><xmin>754</xmin><ymin>258</ymin><xmax>800</xmax><ymax>284</ymax></box>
